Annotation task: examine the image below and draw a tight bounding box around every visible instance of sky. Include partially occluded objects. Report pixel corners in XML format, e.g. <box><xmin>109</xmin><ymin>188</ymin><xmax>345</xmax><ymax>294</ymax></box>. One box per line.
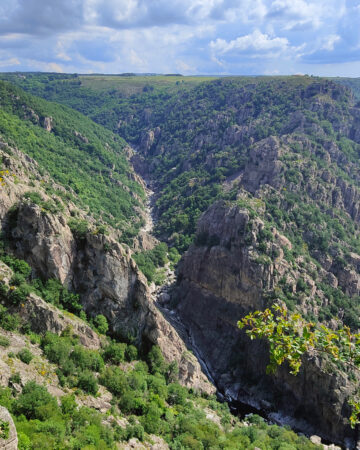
<box><xmin>0</xmin><ymin>0</ymin><xmax>360</xmax><ymax>76</ymax></box>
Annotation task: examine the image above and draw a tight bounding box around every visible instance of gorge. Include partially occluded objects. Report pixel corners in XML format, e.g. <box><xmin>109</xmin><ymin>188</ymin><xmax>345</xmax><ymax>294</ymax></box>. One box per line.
<box><xmin>1</xmin><ymin>73</ymin><xmax>360</xmax><ymax>448</ymax></box>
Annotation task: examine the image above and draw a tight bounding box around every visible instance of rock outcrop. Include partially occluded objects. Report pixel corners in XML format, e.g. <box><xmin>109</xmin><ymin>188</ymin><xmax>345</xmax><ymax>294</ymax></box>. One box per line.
<box><xmin>0</xmin><ymin>406</ymin><xmax>18</xmax><ymax>450</ymax></box>
<box><xmin>176</xmin><ymin>200</ymin><xmax>358</xmax><ymax>445</ymax></box>
<box><xmin>18</xmin><ymin>293</ymin><xmax>101</xmax><ymax>349</ymax></box>
<box><xmin>0</xmin><ymin>142</ymin><xmax>214</xmax><ymax>394</ymax></box>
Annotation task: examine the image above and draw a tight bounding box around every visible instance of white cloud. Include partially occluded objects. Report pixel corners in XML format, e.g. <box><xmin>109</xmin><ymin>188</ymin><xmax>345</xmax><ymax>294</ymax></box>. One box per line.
<box><xmin>210</xmin><ymin>29</ymin><xmax>289</xmax><ymax>55</ymax></box>
<box><xmin>321</xmin><ymin>34</ymin><xmax>341</xmax><ymax>51</ymax></box>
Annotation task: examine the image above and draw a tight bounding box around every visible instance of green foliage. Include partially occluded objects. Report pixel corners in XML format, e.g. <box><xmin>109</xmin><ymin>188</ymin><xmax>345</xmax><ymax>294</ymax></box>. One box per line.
<box><xmin>0</xmin><ymin>255</ymin><xmax>31</xmax><ymax>278</ymax></box>
<box><xmin>0</xmin><ymin>419</ymin><xmax>9</xmax><ymax>440</ymax></box>
<box><xmin>67</xmin><ymin>218</ymin><xmax>89</xmax><ymax>239</ymax></box>
<box><xmin>17</xmin><ymin>348</ymin><xmax>34</xmax><ymax>365</ymax></box>
<box><xmin>0</xmin><ymin>335</ymin><xmax>10</xmax><ymax>348</ymax></box>
<box><xmin>5</xmin><ymin>381</ymin><xmax>116</xmax><ymax>449</ymax></box>
<box><xmin>133</xmin><ymin>243</ymin><xmax>168</xmax><ymax>283</ymax></box>
<box><xmin>23</xmin><ymin>191</ymin><xmax>64</xmax><ymax>214</ymax></box>
<box><xmin>102</xmin><ymin>341</ymin><xmax>127</xmax><ymax>364</ymax></box>
<box><xmin>31</xmin><ymin>278</ymin><xmax>82</xmax><ymax>315</ymax></box>
<box><xmin>41</xmin><ymin>332</ymin><xmax>103</xmax><ymax>394</ymax></box>
<box><xmin>0</xmin><ymin>80</ymin><xmax>145</xmax><ymax>241</ymax></box>
<box><xmin>77</xmin><ymin>371</ymin><xmax>98</xmax><ymax>395</ymax></box>
<box><xmin>8</xmin><ymin>284</ymin><xmax>31</xmax><ymax>306</ymax></box>
<box><xmin>147</xmin><ymin>345</ymin><xmax>166</xmax><ymax>375</ymax></box>
<box><xmin>239</xmin><ymin>304</ymin><xmax>360</xmax><ymax>427</ymax></box>
<box><xmin>14</xmin><ymin>381</ymin><xmax>59</xmax><ymax>420</ymax></box>
<box><xmin>0</xmin><ymin>305</ymin><xmax>21</xmax><ymax>331</ymax></box>
<box><xmin>93</xmin><ymin>314</ymin><xmax>109</xmax><ymax>335</ymax></box>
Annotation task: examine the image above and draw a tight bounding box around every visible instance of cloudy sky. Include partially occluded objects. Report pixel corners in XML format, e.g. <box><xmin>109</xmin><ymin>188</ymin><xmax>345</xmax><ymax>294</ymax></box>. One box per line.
<box><xmin>0</xmin><ymin>0</ymin><xmax>360</xmax><ymax>76</ymax></box>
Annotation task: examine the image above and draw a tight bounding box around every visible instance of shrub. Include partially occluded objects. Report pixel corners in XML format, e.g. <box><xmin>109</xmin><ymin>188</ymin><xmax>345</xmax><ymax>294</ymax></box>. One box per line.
<box><xmin>68</xmin><ymin>218</ymin><xmax>89</xmax><ymax>239</ymax></box>
<box><xmin>125</xmin><ymin>424</ymin><xmax>144</xmax><ymax>441</ymax></box>
<box><xmin>0</xmin><ymin>306</ymin><xmax>21</xmax><ymax>331</ymax></box>
<box><xmin>70</xmin><ymin>346</ymin><xmax>104</xmax><ymax>372</ymax></box>
<box><xmin>167</xmin><ymin>383</ymin><xmax>187</xmax><ymax>405</ymax></box>
<box><xmin>0</xmin><ymin>335</ymin><xmax>10</xmax><ymax>347</ymax></box>
<box><xmin>119</xmin><ymin>391</ymin><xmax>146</xmax><ymax>415</ymax></box>
<box><xmin>18</xmin><ymin>348</ymin><xmax>34</xmax><ymax>364</ymax></box>
<box><xmin>0</xmin><ymin>256</ymin><xmax>31</xmax><ymax>278</ymax></box>
<box><xmin>99</xmin><ymin>366</ymin><xmax>127</xmax><ymax>397</ymax></box>
<box><xmin>8</xmin><ymin>284</ymin><xmax>31</xmax><ymax>305</ymax></box>
<box><xmin>77</xmin><ymin>371</ymin><xmax>98</xmax><ymax>395</ymax></box>
<box><xmin>102</xmin><ymin>341</ymin><xmax>126</xmax><ymax>364</ymax></box>
<box><xmin>0</xmin><ymin>282</ymin><xmax>8</xmax><ymax>297</ymax></box>
<box><xmin>147</xmin><ymin>345</ymin><xmax>166</xmax><ymax>374</ymax></box>
<box><xmin>125</xmin><ymin>345</ymin><xmax>138</xmax><ymax>362</ymax></box>
<box><xmin>0</xmin><ymin>419</ymin><xmax>9</xmax><ymax>440</ymax></box>
<box><xmin>9</xmin><ymin>372</ymin><xmax>21</xmax><ymax>384</ymax></box>
<box><xmin>93</xmin><ymin>314</ymin><xmax>108</xmax><ymax>335</ymax></box>
<box><xmin>41</xmin><ymin>333</ymin><xmax>72</xmax><ymax>366</ymax></box>
<box><xmin>14</xmin><ymin>381</ymin><xmax>59</xmax><ymax>420</ymax></box>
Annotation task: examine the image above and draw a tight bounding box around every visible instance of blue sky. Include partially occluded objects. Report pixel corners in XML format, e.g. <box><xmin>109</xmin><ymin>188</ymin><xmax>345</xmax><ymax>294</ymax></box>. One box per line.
<box><xmin>0</xmin><ymin>0</ymin><xmax>360</xmax><ymax>76</ymax></box>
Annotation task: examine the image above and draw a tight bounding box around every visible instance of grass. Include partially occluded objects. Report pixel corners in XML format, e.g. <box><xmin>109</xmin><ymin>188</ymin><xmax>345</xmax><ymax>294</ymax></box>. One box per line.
<box><xmin>78</xmin><ymin>75</ymin><xmax>222</xmax><ymax>96</ymax></box>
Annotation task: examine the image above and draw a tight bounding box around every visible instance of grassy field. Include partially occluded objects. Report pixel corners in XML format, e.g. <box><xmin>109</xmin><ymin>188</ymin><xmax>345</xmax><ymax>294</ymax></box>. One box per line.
<box><xmin>78</xmin><ymin>74</ymin><xmax>221</xmax><ymax>95</ymax></box>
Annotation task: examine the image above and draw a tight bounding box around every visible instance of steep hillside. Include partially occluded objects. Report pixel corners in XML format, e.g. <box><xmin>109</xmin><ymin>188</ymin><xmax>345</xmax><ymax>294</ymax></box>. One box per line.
<box><xmin>0</xmin><ymin>80</ymin><xmax>145</xmax><ymax>242</ymax></box>
<box><xmin>0</xmin><ymin>127</ymin><xmax>323</xmax><ymax>449</ymax></box>
<box><xmin>3</xmin><ymin>73</ymin><xmax>360</xmax><ymax>445</ymax></box>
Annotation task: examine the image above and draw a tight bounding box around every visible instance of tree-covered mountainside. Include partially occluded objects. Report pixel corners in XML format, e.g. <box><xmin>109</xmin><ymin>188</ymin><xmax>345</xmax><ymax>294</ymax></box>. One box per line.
<box><xmin>0</xmin><ymin>129</ymin><xmax>321</xmax><ymax>450</ymax></box>
<box><xmin>6</xmin><ymin>74</ymin><xmax>360</xmax><ymax>328</ymax></box>
<box><xmin>4</xmin><ymin>72</ymin><xmax>360</xmax><ymax>445</ymax></box>
<box><xmin>0</xmin><ymin>80</ymin><xmax>145</xmax><ymax>242</ymax></box>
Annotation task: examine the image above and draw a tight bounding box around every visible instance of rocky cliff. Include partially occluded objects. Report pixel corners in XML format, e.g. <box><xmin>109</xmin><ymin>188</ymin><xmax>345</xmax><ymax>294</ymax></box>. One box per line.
<box><xmin>175</xmin><ymin>199</ymin><xmax>359</xmax><ymax>446</ymax></box>
<box><xmin>0</xmin><ymin>139</ymin><xmax>214</xmax><ymax>394</ymax></box>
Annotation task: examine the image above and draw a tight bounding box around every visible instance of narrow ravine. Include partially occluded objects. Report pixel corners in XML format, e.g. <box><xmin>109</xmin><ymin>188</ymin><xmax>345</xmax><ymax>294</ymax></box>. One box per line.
<box><xmin>135</xmin><ymin>181</ymin><xmax>343</xmax><ymax>449</ymax></box>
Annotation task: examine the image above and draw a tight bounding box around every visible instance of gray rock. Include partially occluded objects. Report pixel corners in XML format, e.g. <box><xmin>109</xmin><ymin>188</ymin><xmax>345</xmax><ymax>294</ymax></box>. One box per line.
<box><xmin>0</xmin><ymin>406</ymin><xmax>18</xmax><ymax>450</ymax></box>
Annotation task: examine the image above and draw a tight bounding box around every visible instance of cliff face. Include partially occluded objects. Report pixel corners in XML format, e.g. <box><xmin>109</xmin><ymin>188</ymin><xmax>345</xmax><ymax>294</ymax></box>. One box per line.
<box><xmin>0</xmin><ymin>141</ymin><xmax>214</xmax><ymax>395</ymax></box>
<box><xmin>176</xmin><ymin>200</ymin><xmax>358</xmax><ymax>445</ymax></box>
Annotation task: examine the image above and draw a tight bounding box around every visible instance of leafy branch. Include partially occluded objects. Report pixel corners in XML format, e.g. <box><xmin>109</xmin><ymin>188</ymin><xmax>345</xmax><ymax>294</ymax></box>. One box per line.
<box><xmin>238</xmin><ymin>304</ymin><xmax>360</xmax><ymax>427</ymax></box>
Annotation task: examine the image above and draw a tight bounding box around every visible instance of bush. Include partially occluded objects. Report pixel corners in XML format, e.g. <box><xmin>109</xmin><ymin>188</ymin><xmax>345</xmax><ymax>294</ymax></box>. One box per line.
<box><xmin>70</xmin><ymin>345</ymin><xmax>104</xmax><ymax>372</ymax></box>
<box><xmin>0</xmin><ymin>418</ymin><xmax>10</xmax><ymax>440</ymax></box>
<box><xmin>8</xmin><ymin>284</ymin><xmax>31</xmax><ymax>305</ymax></box>
<box><xmin>125</xmin><ymin>345</ymin><xmax>138</xmax><ymax>362</ymax></box>
<box><xmin>0</xmin><ymin>256</ymin><xmax>31</xmax><ymax>278</ymax></box>
<box><xmin>167</xmin><ymin>383</ymin><xmax>187</xmax><ymax>405</ymax></box>
<box><xmin>147</xmin><ymin>346</ymin><xmax>166</xmax><ymax>374</ymax></box>
<box><xmin>68</xmin><ymin>218</ymin><xmax>89</xmax><ymax>239</ymax></box>
<box><xmin>14</xmin><ymin>381</ymin><xmax>59</xmax><ymax>420</ymax></box>
<box><xmin>0</xmin><ymin>282</ymin><xmax>8</xmax><ymax>297</ymax></box>
<box><xmin>77</xmin><ymin>371</ymin><xmax>98</xmax><ymax>395</ymax></box>
<box><xmin>41</xmin><ymin>332</ymin><xmax>72</xmax><ymax>366</ymax></box>
<box><xmin>102</xmin><ymin>341</ymin><xmax>126</xmax><ymax>364</ymax></box>
<box><xmin>93</xmin><ymin>314</ymin><xmax>108</xmax><ymax>334</ymax></box>
<box><xmin>125</xmin><ymin>424</ymin><xmax>144</xmax><ymax>441</ymax></box>
<box><xmin>0</xmin><ymin>335</ymin><xmax>10</xmax><ymax>347</ymax></box>
<box><xmin>17</xmin><ymin>348</ymin><xmax>34</xmax><ymax>364</ymax></box>
<box><xmin>0</xmin><ymin>306</ymin><xmax>21</xmax><ymax>331</ymax></box>
<box><xmin>99</xmin><ymin>366</ymin><xmax>127</xmax><ymax>397</ymax></box>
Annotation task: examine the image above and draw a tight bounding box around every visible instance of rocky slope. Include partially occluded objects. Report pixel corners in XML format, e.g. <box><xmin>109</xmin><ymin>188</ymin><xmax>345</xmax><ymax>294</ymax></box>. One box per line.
<box><xmin>3</xmin><ymin>74</ymin><xmax>360</xmax><ymax>446</ymax></box>
<box><xmin>0</xmin><ymin>138</ymin><xmax>213</xmax><ymax>394</ymax></box>
<box><xmin>175</xmin><ymin>199</ymin><xmax>359</xmax><ymax>445</ymax></box>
